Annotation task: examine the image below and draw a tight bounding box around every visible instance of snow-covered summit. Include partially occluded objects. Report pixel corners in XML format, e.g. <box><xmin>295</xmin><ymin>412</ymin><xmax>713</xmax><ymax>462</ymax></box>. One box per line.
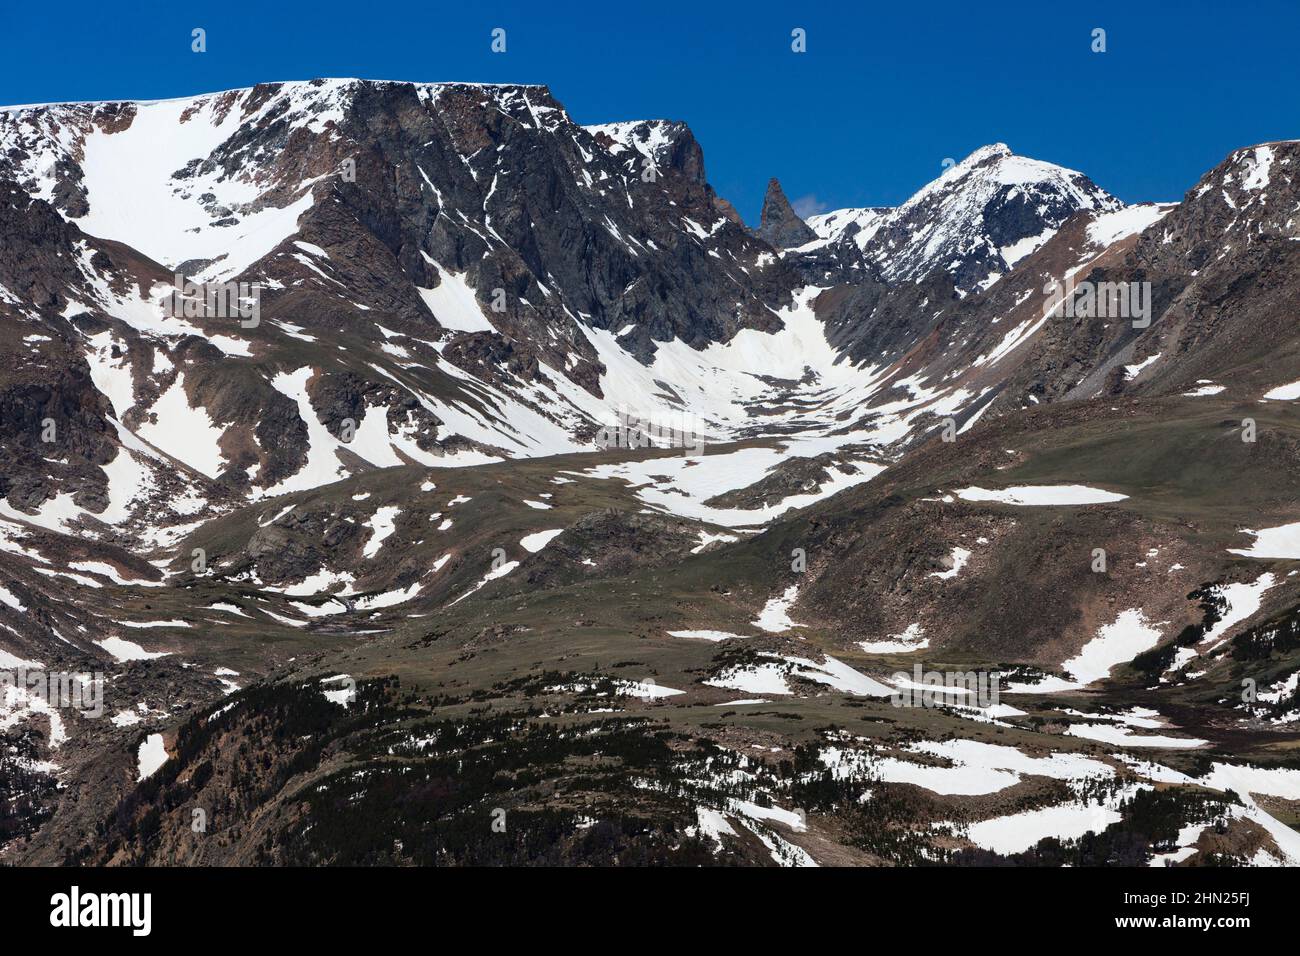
<box><xmin>810</xmin><ymin>144</ymin><xmax>1123</xmax><ymax>294</ymax></box>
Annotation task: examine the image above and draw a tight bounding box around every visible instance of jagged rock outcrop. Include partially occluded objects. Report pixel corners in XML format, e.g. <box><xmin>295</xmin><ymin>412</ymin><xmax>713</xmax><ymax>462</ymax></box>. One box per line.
<box><xmin>757</xmin><ymin>177</ymin><xmax>818</xmax><ymax>249</ymax></box>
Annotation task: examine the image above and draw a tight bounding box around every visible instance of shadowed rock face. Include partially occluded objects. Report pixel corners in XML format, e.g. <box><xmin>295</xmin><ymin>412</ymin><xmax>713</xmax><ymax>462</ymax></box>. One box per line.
<box><xmin>0</xmin><ymin>179</ymin><xmax>89</xmax><ymax>309</ymax></box>
<box><xmin>757</xmin><ymin>177</ymin><xmax>818</xmax><ymax>249</ymax></box>
<box><xmin>0</xmin><ymin>181</ymin><xmax>126</xmax><ymax>514</ymax></box>
<box><xmin>0</xmin><ymin>80</ymin><xmax>800</xmax><ymax>364</ymax></box>
<box><xmin>299</xmin><ymin>83</ymin><xmax>794</xmax><ymax>359</ymax></box>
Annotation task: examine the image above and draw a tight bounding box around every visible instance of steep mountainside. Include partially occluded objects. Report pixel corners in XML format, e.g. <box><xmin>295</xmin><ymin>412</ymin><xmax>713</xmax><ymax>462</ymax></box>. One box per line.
<box><xmin>1001</xmin><ymin>141</ymin><xmax>1300</xmax><ymax>406</ymax></box>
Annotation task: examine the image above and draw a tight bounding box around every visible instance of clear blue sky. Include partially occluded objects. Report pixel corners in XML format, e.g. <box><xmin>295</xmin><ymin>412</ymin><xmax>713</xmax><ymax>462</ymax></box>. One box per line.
<box><xmin>4</xmin><ymin>0</ymin><xmax>1297</xmax><ymax>223</ymax></box>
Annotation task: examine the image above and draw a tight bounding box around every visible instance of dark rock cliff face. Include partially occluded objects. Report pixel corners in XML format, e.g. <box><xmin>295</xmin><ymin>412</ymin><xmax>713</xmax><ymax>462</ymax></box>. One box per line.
<box><xmin>0</xmin><ymin>179</ymin><xmax>89</xmax><ymax>309</ymax></box>
<box><xmin>780</xmin><ymin>232</ymin><xmax>872</xmax><ymax>287</ymax></box>
<box><xmin>757</xmin><ymin>177</ymin><xmax>818</xmax><ymax>249</ymax></box>
<box><xmin>0</xmin><ymin>80</ymin><xmax>804</xmax><ymax>371</ymax></box>
<box><xmin>0</xmin><ymin>182</ymin><xmax>117</xmax><ymax>512</ymax></box>
<box><xmin>229</xmin><ymin>81</ymin><xmax>797</xmax><ymax>363</ymax></box>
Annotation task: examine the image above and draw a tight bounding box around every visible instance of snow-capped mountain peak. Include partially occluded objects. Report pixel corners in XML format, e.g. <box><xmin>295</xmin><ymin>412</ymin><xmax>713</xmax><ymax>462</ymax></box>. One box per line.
<box><xmin>811</xmin><ymin>143</ymin><xmax>1123</xmax><ymax>294</ymax></box>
